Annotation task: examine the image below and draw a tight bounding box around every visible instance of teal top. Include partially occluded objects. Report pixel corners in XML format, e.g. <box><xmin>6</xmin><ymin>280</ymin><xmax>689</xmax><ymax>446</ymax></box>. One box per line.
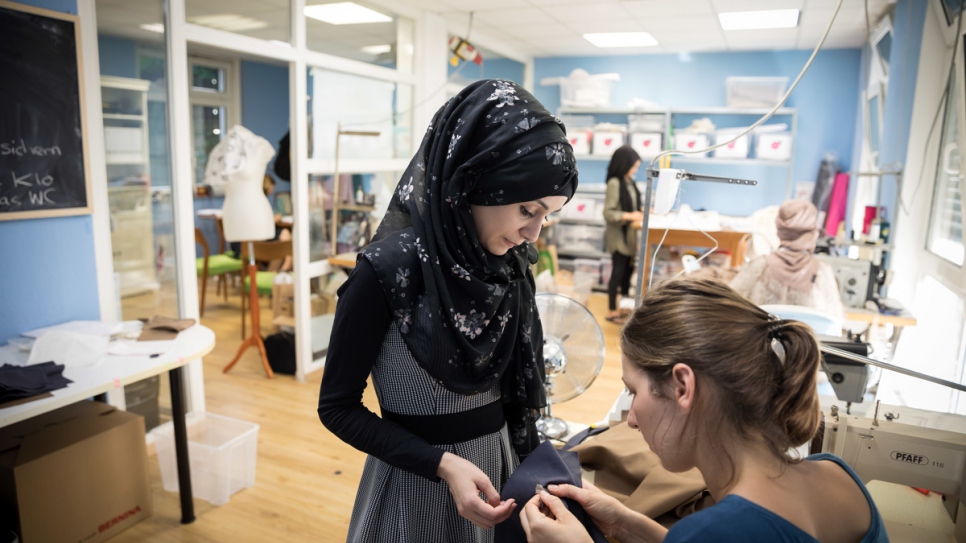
<box><xmin>665</xmin><ymin>453</ymin><xmax>888</xmax><ymax>543</ymax></box>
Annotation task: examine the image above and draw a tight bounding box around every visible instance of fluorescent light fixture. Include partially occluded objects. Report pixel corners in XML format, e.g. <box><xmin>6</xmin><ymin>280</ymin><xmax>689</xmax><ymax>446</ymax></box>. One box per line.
<box><xmin>718</xmin><ymin>9</ymin><xmax>800</xmax><ymax>30</ymax></box>
<box><xmin>304</xmin><ymin>2</ymin><xmax>392</xmax><ymax>25</ymax></box>
<box><xmin>270</xmin><ymin>40</ymin><xmax>292</xmax><ymax>48</ymax></box>
<box><xmin>187</xmin><ymin>13</ymin><xmax>268</xmax><ymax>32</ymax></box>
<box><xmin>361</xmin><ymin>44</ymin><xmax>392</xmax><ymax>54</ymax></box>
<box><xmin>583</xmin><ymin>32</ymin><xmax>658</xmax><ymax>48</ymax></box>
<box><xmin>140</xmin><ymin>23</ymin><xmax>164</xmax><ymax>33</ymax></box>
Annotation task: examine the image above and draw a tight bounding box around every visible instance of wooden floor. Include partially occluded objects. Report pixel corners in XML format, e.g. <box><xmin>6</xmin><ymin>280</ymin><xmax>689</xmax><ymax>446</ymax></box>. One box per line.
<box><xmin>112</xmin><ymin>281</ymin><xmax>627</xmax><ymax>542</ymax></box>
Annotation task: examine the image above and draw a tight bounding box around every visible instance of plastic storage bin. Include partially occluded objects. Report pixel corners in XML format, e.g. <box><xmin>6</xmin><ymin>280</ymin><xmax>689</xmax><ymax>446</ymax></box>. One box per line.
<box><xmin>152</xmin><ymin>413</ymin><xmax>259</xmax><ymax>506</ymax></box>
<box><xmin>726</xmin><ymin>77</ymin><xmax>788</xmax><ymax>108</ymax></box>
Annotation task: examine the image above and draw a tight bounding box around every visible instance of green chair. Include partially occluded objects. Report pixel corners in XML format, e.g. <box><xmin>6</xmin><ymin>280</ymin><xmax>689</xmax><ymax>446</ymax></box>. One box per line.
<box><xmin>195</xmin><ymin>228</ymin><xmax>242</xmax><ymax>317</ymax></box>
<box><xmin>239</xmin><ymin>239</ymin><xmax>292</xmax><ymax>338</ymax></box>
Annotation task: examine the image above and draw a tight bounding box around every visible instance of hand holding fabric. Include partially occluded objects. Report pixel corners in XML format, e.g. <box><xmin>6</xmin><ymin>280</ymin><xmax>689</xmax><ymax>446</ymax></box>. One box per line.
<box><xmin>520</xmin><ymin>490</ymin><xmax>594</xmax><ymax>543</ymax></box>
<box><xmin>437</xmin><ymin>452</ymin><xmax>516</xmax><ymax>528</ymax></box>
<box><xmin>546</xmin><ymin>481</ymin><xmax>624</xmax><ymax>538</ymax></box>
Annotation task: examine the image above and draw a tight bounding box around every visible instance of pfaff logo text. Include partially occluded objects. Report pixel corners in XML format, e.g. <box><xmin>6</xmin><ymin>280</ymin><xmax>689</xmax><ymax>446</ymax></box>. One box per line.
<box><xmin>890</xmin><ymin>451</ymin><xmax>929</xmax><ymax>465</ymax></box>
<box><xmin>98</xmin><ymin>505</ymin><xmax>142</xmax><ymax>532</ymax></box>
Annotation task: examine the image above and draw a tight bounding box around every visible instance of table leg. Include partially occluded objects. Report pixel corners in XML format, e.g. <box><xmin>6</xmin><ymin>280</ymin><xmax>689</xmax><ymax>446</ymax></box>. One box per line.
<box><xmin>168</xmin><ymin>366</ymin><xmax>195</xmax><ymax>524</ymax></box>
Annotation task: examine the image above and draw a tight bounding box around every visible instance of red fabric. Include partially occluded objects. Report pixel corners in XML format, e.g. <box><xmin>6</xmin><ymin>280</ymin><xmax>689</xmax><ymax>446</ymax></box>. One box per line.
<box><xmin>824</xmin><ymin>172</ymin><xmax>850</xmax><ymax>237</ymax></box>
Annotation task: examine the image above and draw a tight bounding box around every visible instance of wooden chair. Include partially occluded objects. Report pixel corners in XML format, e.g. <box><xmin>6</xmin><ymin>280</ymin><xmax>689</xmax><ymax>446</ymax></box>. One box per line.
<box><xmin>238</xmin><ymin>239</ymin><xmax>293</xmax><ymax>338</ymax></box>
<box><xmin>195</xmin><ymin>228</ymin><xmax>242</xmax><ymax>317</ymax></box>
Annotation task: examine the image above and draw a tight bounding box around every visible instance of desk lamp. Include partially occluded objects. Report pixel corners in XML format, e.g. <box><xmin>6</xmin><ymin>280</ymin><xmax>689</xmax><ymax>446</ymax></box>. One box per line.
<box><xmin>207</xmin><ymin>125</ymin><xmax>277</xmax><ymax>378</ymax></box>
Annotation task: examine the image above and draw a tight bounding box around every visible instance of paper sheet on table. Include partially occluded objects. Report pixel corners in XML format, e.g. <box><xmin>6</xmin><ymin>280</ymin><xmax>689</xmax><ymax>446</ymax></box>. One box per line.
<box><xmin>27</xmin><ymin>330</ymin><xmax>108</xmax><ymax>369</ymax></box>
<box><xmin>22</xmin><ymin>320</ymin><xmax>122</xmax><ymax>339</ymax></box>
<box><xmin>108</xmin><ymin>340</ymin><xmax>174</xmax><ymax>356</ymax></box>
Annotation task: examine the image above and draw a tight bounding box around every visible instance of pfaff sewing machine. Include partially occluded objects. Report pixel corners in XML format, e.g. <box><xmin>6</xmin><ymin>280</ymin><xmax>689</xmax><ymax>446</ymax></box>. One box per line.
<box><xmin>818</xmin><ymin>344</ymin><xmax>966</xmax><ymax>540</ymax></box>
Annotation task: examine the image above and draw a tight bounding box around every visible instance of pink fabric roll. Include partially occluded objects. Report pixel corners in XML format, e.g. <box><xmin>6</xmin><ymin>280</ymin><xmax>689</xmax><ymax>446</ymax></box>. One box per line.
<box><xmin>824</xmin><ymin>172</ymin><xmax>849</xmax><ymax>237</ymax></box>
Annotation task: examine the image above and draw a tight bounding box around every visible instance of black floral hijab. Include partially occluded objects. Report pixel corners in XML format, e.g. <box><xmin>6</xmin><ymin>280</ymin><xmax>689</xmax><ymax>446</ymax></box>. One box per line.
<box><xmin>361</xmin><ymin>79</ymin><xmax>578</xmax><ymax>457</ymax></box>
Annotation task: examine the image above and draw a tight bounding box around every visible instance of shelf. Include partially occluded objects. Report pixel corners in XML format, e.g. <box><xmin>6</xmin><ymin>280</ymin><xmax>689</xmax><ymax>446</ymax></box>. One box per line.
<box><xmin>558</xmin><ymin>217</ymin><xmax>604</xmax><ymax>226</ymax></box>
<box><xmin>102</xmin><ymin>113</ymin><xmax>145</xmax><ymax>121</ymax></box>
<box><xmin>334</xmin><ymin>204</ymin><xmax>375</xmax><ymax>212</ymax></box>
<box><xmin>559</xmin><ymin>106</ymin><xmax>795</xmax><ymax>116</ymax></box>
<box><xmin>558</xmin><ymin>249</ymin><xmax>609</xmax><ymax>259</ymax></box>
<box><xmin>671</xmin><ymin>157</ymin><xmax>790</xmax><ymax>166</ymax></box>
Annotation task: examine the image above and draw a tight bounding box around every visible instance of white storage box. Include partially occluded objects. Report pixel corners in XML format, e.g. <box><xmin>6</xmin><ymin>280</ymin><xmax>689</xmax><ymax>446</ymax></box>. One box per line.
<box><xmin>544</xmin><ymin>69</ymin><xmax>620</xmax><ymax>108</ymax></box>
<box><xmin>756</xmin><ymin>132</ymin><xmax>793</xmax><ymax>161</ymax></box>
<box><xmin>630</xmin><ymin>133</ymin><xmax>663</xmax><ymax>158</ymax></box>
<box><xmin>152</xmin><ymin>413</ymin><xmax>259</xmax><ymax>506</ymax></box>
<box><xmin>713</xmin><ymin>133</ymin><xmax>749</xmax><ymax>159</ymax></box>
<box><xmin>673</xmin><ymin>134</ymin><xmax>710</xmax><ymax>157</ymax></box>
<box><xmin>556</xmin><ymin>223</ymin><xmax>605</xmax><ymax>254</ymax></box>
<box><xmin>567</xmin><ymin>130</ymin><xmax>591</xmax><ymax>155</ymax></box>
<box><xmin>592</xmin><ymin>131</ymin><xmax>625</xmax><ymax>157</ymax></box>
<box><xmin>726</xmin><ymin>77</ymin><xmax>788</xmax><ymax>108</ymax></box>
<box><xmin>560</xmin><ymin>195</ymin><xmax>599</xmax><ymax>220</ymax></box>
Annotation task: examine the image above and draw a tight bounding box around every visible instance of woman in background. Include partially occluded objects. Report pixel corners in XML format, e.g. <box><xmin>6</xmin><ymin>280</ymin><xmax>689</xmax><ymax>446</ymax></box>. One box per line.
<box><xmin>318</xmin><ymin>79</ymin><xmax>578</xmax><ymax>542</ymax></box>
<box><xmin>520</xmin><ymin>278</ymin><xmax>887</xmax><ymax>543</ymax></box>
<box><xmin>730</xmin><ymin>199</ymin><xmax>843</xmax><ymax>318</ymax></box>
<box><xmin>602</xmin><ymin>145</ymin><xmax>643</xmax><ymax>325</ymax></box>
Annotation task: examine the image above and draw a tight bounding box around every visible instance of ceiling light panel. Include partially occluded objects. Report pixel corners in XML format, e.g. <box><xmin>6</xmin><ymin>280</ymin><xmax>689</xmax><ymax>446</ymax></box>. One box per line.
<box><xmin>583</xmin><ymin>32</ymin><xmax>658</xmax><ymax>48</ymax></box>
<box><xmin>719</xmin><ymin>9</ymin><xmax>800</xmax><ymax>30</ymax></box>
<box><xmin>304</xmin><ymin>3</ymin><xmax>392</xmax><ymax>25</ymax></box>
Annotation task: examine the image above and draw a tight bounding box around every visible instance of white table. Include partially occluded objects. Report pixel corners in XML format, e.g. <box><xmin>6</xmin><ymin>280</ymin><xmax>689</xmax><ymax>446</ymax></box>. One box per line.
<box><xmin>0</xmin><ymin>325</ymin><xmax>216</xmax><ymax>524</ymax></box>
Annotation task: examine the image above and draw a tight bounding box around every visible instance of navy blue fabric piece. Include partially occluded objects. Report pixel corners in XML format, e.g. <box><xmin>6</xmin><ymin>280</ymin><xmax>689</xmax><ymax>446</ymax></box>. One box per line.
<box><xmin>0</xmin><ymin>362</ymin><xmax>72</xmax><ymax>402</ymax></box>
<box><xmin>496</xmin><ymin>439</ymin><xmax>607</xmax><ymax>542</ymax></box>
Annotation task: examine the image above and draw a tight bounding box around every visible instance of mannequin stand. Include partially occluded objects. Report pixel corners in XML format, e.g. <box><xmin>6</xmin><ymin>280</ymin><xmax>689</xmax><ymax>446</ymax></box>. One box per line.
<box><xmin>223</xmin><ymin>241</ymin><xmax>274</xmax><ymax>378</ymax></box>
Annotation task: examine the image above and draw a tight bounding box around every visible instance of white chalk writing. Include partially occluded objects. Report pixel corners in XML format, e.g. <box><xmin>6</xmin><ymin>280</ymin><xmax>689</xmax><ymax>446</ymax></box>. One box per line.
<box><xmin>0</xmin><ymin>139</ymin><xmax>62</xmax><ymax>157</ymax></box>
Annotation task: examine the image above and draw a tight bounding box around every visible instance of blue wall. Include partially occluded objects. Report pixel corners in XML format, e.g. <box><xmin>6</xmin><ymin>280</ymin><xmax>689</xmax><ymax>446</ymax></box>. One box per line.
<box><xmin>97</xmin><ymin>35</ymin><xmax>137</xmax><ymax>78</ymax></box>
<box><xmin>878</xmin><ymin>0</ymin><xmax>928</xmax><ymax>229</ymax></box>
<box><xmin>241</xmin><ymin>60</ymin><xmax>290</xmax><ymax>191</ymax></box>
<box><xmin>533</xmin><ymin>49</ymin><xmax>862</xmax><ymax>216</ymax></box>
<box><xmin>450</xmin><ymin>57</ymin><xmax>526</xmax><ymax>86</ymax></box>
<box><xmin>0</xmin><ymin>0</ymin><xmax>100</xmax><ymax>343</ymax></box>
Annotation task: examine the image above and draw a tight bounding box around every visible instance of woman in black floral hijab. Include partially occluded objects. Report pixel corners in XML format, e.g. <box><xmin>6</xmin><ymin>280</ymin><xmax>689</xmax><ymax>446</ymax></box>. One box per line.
<box><xmin>318</xmin><ymin>79</ymin><xmax>577</xmax><ymax>542</ymax></box>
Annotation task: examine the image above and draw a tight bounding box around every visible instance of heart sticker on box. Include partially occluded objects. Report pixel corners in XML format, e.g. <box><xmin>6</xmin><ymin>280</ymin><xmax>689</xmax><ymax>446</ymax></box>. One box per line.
<box><xmin>728</xmin><ymin>141</ymin><xmax>736</xmax><ymax>149</ymax></box>
<box><xmin>687</xmin><ymin>140</ymin><xmax>696</xmax><ymax>148</ymax></box>
<box><xmin>604</xmin><ymin>138</ymin><xmax>613</xmax><ymax>145</ymax></box>
<box><xmin>643</xmin><ymin>140</ymin><xmax>651</xmax><ymax>147</ymax></box>
<box><xmin>577</xmin><ymin>204</ymin><xmax>585</xmax><ymax>212</ymax></box>
<box><xmin>771</xmin><ymin>141</ymin><xmax>781</xmax><ymax>149</ymax></box>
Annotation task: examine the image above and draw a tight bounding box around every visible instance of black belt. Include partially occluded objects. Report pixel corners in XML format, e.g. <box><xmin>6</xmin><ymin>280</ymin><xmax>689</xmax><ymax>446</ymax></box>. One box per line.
<box><xmin>381</xmin><ymin>401</ymin><xmax>506</xmax><ymax>445</ymax></box>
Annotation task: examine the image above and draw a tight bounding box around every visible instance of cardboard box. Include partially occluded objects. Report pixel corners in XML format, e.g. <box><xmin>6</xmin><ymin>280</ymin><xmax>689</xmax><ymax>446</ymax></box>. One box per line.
<box><xmin>0</xmin><ymin>401</ymin><xmax>151</xmax><ymax>543</ymax></box>
<box><xmin>629</xmin><ymin>133</ymin><xmax>663</xmax><ymax>158</ymax></box>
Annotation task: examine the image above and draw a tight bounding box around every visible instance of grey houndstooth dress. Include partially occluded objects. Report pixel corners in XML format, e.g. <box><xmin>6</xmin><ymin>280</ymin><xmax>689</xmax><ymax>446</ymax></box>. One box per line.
<box><xmin>346</xmin><ymin>323</ymin><xmax>519</xmax><ymax>543</ymax></box>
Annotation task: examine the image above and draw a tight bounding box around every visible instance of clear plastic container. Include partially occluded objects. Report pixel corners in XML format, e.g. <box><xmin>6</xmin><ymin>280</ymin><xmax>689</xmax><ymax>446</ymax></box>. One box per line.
<box><xmin>151</xmin><ymin>413</ymin><xmax>259</xmax><ymax>506</ymax></box>
<box><xmin>726</xmin><ymin>77</ymin><xmax>789</xmax><ymax>108</ymax></box>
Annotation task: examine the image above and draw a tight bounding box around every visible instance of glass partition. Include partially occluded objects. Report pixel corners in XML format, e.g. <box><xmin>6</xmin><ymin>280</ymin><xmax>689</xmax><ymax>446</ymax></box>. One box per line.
<box><xmin>96</xmin><ymin>0</ymin><xmax>181</xmax><ymax>431</ymax></box>
<box><xmin>306</xmin><ymin>1</ymin><xmax>413</xmax><ymax>71</ymax></box>
<box><xmin>307</xmin><ymin>68</ymin><xmax>413</xmax><ymax>161</ymax></box>
<box><xmin>186</xmin><ymin>0</ymin><xmax>290</xmax><ymax>44</ymax></box>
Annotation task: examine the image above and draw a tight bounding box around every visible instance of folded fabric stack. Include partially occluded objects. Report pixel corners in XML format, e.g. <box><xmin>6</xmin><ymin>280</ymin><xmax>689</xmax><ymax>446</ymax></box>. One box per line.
<box><xmin>0</xmin><ymin>362</ymin><xmax>72</xmax><ymax>404</ymax></box>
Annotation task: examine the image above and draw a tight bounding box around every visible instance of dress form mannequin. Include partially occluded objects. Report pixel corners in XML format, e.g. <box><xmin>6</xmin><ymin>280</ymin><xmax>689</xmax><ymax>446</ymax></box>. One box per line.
<box><xmin>205</xmin><ymin>125</ymin><xmax>277</xmax><ymax>377</ymax></box>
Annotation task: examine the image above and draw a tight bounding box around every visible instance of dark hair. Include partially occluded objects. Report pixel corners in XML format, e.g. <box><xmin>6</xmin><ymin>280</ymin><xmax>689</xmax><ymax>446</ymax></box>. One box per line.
<box><xmin>606</xmin><ymin>145</ymin><xmax>642</xmax><ymax>182</ymax></box>
<box><xmin>620</xmin><ymin>277</ymin><xmax>821</xmax><ymax>468</ymax></box>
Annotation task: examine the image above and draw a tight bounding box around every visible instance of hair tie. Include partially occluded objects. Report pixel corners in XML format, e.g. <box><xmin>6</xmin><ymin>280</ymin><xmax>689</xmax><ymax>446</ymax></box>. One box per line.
<box><xmin>767</xmin><ymin>314</ymin><xmax>786</xmax><ymax>366</ymax></box>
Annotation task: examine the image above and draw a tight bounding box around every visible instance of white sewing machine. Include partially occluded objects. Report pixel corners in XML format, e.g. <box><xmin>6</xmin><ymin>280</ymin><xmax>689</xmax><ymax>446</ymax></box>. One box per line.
<box><xmin>819</xmin><ymin>402</ymin><xmax>966</xmax><ymax>541</ymax></box>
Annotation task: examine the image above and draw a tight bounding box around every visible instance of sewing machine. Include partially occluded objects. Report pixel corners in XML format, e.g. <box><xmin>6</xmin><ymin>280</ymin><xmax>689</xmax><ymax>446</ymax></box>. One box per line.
<box><xmin>819</xmin><ymin>402</ymin><xmax>966</xmax><ymax>540</ymax></box>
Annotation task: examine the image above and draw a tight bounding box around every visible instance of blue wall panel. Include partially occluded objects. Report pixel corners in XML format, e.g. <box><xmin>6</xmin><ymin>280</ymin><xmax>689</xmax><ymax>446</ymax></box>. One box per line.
<box><xmin>534</xmin><ymin>49</ymin><xmax>862</xmax><ymax>215</ymax></box>
<box><xmin>0</xmin><ymin>0</ymin><xmax>97</xmax><ymax>344</ymax></box>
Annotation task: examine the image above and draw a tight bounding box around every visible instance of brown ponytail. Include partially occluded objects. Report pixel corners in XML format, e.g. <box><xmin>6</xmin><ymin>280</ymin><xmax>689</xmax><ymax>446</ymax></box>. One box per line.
<box><xmin>621</xmin><ymin>277</ymin><xmax>822</xmax><ymax>465</ymax></box>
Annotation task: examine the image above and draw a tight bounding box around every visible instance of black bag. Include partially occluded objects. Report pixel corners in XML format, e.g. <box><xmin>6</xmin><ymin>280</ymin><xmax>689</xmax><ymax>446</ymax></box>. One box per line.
<box><xmin>264</xmin><ymin>330</ymin><xmax>296</xmax><ymax>375</ymax></box>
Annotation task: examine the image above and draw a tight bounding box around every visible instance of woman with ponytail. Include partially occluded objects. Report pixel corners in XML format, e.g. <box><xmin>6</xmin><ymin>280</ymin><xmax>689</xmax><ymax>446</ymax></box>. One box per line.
<box><xmin>519</xmin><ymin>277</ymin><xmax>888</xmax><ymax>543</ymax></box>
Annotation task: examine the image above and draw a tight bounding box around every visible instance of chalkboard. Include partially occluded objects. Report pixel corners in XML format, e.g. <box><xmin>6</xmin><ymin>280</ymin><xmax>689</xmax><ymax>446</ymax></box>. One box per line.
<box><xmin>0</xmin><ymin>1</ymin><xmax>91</xmax><ymax>220</ymax></box>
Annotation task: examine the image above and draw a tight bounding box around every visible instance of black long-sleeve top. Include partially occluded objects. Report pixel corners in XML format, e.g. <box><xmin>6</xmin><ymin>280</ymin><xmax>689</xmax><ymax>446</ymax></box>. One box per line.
<box><xmin>317</xmin><ymin>259</ymin><xmax>445</xmax><ymax>481</ymax></box>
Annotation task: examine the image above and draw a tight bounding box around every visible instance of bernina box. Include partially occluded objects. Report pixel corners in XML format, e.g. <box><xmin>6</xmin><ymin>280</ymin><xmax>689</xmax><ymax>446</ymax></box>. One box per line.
<box><xmin>0</xmin><ymin>401</ymin><xmax>151</xmax><ymax>543</ymax></box>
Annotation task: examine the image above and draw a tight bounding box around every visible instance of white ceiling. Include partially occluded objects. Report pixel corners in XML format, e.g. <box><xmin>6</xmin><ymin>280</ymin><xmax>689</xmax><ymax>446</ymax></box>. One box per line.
<box><xmin>95</xmin><ymin>0</ymin><xmax>896</xmax><ymax>63</ymax></box>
